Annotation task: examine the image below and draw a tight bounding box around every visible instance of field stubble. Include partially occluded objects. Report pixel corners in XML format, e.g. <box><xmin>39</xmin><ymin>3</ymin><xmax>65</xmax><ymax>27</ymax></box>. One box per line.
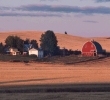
<box><xmin>0</xmin><ymin>57</ymin><xmax>110</xmax><ymax>100</ymax></box>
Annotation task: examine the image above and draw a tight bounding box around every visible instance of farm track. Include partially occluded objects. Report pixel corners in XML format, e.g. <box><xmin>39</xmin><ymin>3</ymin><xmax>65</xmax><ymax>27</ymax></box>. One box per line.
<box><xmin>43</xmin><ymin>56</ymin><xmax>110</xmax><ymax>65</ymax></box>
<box><xmin>75</xmin><ymin>56</ymin><xmax>110</xmax><ymax>65</ymax></box>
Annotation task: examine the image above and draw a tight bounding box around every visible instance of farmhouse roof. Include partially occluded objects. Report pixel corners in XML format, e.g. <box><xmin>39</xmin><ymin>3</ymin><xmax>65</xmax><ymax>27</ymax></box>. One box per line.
<box><xmin>9</xmin><ymin>47</ymin><xmax>20</xmax><ymax>52</ymax></box>
<box><xmin>23</xmin><ymin>44</ymin><xmax>33</xmax><ymax>52</ymax></box>
<box><xmin>29</xmin><ymin>48</ymin><xmax>37</xmax><ymax>51</ymax></box>
<box><xmin>29</xmin><ymin>48</ymin><xmax>43</xmax><ymax>51</ymax></box>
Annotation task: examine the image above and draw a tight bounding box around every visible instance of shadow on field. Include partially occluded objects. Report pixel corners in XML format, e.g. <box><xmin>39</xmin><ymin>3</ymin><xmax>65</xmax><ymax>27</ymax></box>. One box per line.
<box><xmin>0</xmin><ymin>83</ymin><xmax>110</xmax><ymax>93</ymax></box>
<box><xmin>0</xmin><ymin>77</ymin><xmax>74</xmax><ymax>85</ymax></box>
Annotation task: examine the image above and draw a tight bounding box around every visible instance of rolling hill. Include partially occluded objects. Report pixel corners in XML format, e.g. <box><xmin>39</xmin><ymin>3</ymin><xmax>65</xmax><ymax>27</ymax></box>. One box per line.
<box><xmin>0</xmin><ymin>31</ymin><xmax>110</xmax><ymax>51</ymax></box>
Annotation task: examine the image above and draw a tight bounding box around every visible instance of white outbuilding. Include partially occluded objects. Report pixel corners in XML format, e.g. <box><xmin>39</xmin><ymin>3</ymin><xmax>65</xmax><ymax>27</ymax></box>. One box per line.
<box><xmin>29</xmin><ymin>48</ymin><xmax>43</xmax><ymax>58</ymax></box>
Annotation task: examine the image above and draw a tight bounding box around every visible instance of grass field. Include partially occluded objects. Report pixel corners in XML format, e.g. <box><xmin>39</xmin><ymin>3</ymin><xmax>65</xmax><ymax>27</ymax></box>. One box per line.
<box><xmin>0</xmin><ymin>54</ymin><xmax>100</xmax><ymax>64</ymax></box>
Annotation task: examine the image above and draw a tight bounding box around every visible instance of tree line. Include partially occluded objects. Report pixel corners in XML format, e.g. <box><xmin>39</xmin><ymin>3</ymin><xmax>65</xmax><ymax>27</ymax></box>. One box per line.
<box><xmin>0</xmin><ymin>30</ymin><xmax>59</xmax><ymax>56</ymax></box>
<box><xmin>0</xmin><ymin>30</ymin><xmax>81</xmax><ymax>56</ymax></box>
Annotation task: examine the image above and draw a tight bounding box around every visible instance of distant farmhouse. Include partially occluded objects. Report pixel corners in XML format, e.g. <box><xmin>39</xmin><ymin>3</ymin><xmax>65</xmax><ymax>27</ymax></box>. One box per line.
<box><xmin>82</xmin><ymin>40</ymin><xmax>105</xmax><ymax>57</ymax></box>
<box><xmin>23</xmin><ymin>44</ymin><xmax>33</xmax><ymax>55</ymax></box>
<box><xmin>6</xmin><ymin>47</ymin><xmax>20</xmax><ymax>55</ymax></box>
<box><xmin>23</xmin><ymin>44</ymin><xmax>43</xmax><ymax>58</ymax></box>
<box><xmin>5</xmin><ymin>44</ymin><xmax>44</xmax><ymax>58</ymax></box>
<box><xmin>29</xmin><ymin>48</ymin><xmax>43</xmax><ymax>59</ymax></box>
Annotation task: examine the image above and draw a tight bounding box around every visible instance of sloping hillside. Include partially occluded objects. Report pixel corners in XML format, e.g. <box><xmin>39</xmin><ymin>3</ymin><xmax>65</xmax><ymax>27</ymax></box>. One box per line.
<box><xmin>0</xmin><ymin>31</ymin><xmax>110</xmax><ymax>51</ymax></box>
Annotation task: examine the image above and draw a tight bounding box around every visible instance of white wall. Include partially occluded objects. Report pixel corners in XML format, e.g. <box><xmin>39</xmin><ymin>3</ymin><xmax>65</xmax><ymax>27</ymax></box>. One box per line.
<box><xmin>29</xmin><ymin>49</ymin><xmax>43</xmax><ymax>58</ymax></box>
<box><xmin>29</xmin><ymin>50</ymin><xmax>38</xmax><ymax>56</ymax></box>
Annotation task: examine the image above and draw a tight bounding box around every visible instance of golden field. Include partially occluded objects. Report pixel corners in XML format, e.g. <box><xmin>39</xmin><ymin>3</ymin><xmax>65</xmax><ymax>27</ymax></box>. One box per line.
<box><xmin>0</xmin><ymin>58</ymin><xmax>110</xmax><ymax>86</ymax></box>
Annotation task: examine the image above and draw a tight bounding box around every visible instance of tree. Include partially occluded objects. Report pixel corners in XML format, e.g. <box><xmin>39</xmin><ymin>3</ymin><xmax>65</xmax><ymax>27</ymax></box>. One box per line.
<box><xmin>5</xmin><ymin>35</ymin><xmax>24</xmax><ymax>52</ymax></box>
<box><xmin>65</xmin><ymin>31</ymin><xmax>67</xmax><ymax>34</ymax></box>
<box><xmin>15</xmin><ymin>36</ymin><xmax>24</xmax><ymax>52</ymax></box>
<box><xmin>40</xmin><ymin>30</ymin><xmax>58</xmax><ymax>56</ymax></box>
<box><xmin>30</xmin><ymin>40</ymin><xmax>38</xmax><ymax>49</ymax></box>
<box><xmin>24</xmin><ymin>38</ymin><xmax>30</xmax><ymax>44</ymax></box>
<box><xmin>0</xmin><ymin>42</ymin><xmax>4</xmax><ymax>54</ymax></box>
<box><xmin>5</xmin><ymin>36</ymin><xmax>15</xmax><ymax>47</ymax></box>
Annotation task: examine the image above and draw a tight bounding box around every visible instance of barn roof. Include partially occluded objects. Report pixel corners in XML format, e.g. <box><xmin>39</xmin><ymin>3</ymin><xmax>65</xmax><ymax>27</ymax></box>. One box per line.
<box><xmin>92</xmin><ymin>41</ymin><xmax>103</xmax><ymax>52</ymax></box>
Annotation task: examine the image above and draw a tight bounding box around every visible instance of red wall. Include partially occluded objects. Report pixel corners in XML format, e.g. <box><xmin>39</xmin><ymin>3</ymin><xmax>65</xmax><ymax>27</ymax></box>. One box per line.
<box><xmin>82</xmin><ymin>41</ymin><xmax>96</xmax><ymax>56</ymax></box>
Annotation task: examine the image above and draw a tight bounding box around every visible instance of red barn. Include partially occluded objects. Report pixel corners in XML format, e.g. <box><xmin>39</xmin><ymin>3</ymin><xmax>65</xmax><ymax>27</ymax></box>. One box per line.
<box><xmin>82</xmin><ymin>40</ymin><xmax>103</xmax><ymax>56</ymax></box>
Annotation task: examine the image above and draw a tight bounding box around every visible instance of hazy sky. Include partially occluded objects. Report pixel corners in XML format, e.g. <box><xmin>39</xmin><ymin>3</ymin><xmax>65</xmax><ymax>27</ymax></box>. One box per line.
<box><xmin>0</xmin><ymin>0</ymin><xmax>110</xmax><ymax>37</ymax></box>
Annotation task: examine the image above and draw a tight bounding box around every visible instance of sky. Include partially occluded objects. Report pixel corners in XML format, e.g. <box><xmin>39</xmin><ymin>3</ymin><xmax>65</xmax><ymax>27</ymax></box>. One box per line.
<box><xmin>0</xmin><ymin>0</ymin><xmax>110</xmax><ymax>37</ymax></box>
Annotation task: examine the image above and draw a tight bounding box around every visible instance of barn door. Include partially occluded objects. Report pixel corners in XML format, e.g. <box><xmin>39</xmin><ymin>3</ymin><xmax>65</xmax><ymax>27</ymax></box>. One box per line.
<box><xmin>94</xmin><ymin>51</ymin><xmax>97</xmax><ymax>56</ymax></box>
<box><xmin>91</xmin><ymin>50</ymin><xmax>96</xmax><ymax>56</ymax></box>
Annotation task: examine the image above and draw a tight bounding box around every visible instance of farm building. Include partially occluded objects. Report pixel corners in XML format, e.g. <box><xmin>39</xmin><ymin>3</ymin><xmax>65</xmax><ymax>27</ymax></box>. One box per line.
<box><xmin>29</xmin><ymin>48</ymin><xmax>44</xmax><ymax>58</ymax></box>
<box><xmin>23</xmin><ymin>44</ymin><xmax>33</xmax><ymax>55</ymax></box>
<box><xmin>23</xmin><ymin>44</ymin><xmax>33</xmax><ymax>52</ymax></box>
<box><xmin>82</xmin><ymin>40</ymin><xmax>104</xmax><ymax>56</ymax></box>
<box><xmin>8</xmin><ymin>48</ymin><xmax>20</xmax><ymax>55</ymax></box>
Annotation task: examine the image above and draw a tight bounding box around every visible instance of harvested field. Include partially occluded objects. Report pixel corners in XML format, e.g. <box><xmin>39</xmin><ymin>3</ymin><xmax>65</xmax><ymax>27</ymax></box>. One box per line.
<box><xmin>0</xmin><ymin>60</ymin><xmax>110</xmax><ymax>100</ymax></box>
<box><xmin>0</xmin><ymin>57</ymin><xmax>110</xmax><ymax>86</ymax></box>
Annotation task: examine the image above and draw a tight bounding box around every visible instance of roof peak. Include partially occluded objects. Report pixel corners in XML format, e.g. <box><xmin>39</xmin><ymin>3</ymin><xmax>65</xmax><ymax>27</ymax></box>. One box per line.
<box><xmin>90</xmin><ymin>39</ymin><xmax>95</xmax><ymax>42</ymax></box>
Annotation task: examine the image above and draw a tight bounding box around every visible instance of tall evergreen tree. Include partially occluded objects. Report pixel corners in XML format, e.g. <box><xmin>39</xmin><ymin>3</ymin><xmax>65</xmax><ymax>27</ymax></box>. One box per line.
<box><xmin>40</xmin><ymin>30</ymin><xmax>58</xmax><ymax>56</ymax></box>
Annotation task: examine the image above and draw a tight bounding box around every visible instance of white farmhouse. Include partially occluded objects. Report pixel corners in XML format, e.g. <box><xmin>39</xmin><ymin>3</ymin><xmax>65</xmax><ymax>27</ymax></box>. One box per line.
<box><xmin>8</xmin><ymin>48</ymin><xmax>20</xmax><ymax>55</ymax></box>
<box><xmin>29</xmin><ymin>48</ymin><xmax>43</xmax><ymax>58</ymax></box>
